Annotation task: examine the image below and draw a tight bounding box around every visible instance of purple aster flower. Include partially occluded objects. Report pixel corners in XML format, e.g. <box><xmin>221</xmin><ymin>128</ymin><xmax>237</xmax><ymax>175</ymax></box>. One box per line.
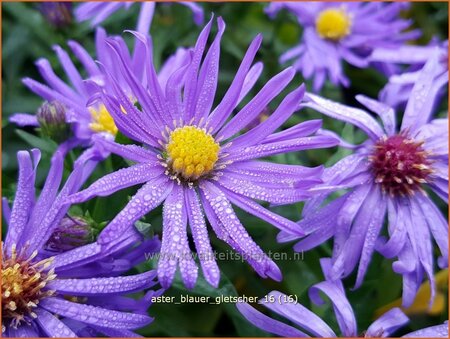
<box><xmin>2</xmin><ymin>146</ymin><xmax>161</xmax><ymax>337</ymax></box>
<box><xmin>287</xmin><ymin>55</ymin><xmax>448</xmax><ymax>307</ymax></box>
<box><xmin>265</xmin><ymin>2</ymin><xmax>420</xmax><ymax>91</ymax></box>
<box><xmin>67</xmin><ymin>17</ymin><xmax>339</xmax><ymax>289</ymax></box>
<box><xmin>237</xmin><ymin>259</ymin><xmax>448</xmax><ymax>337</ymax></box>
<box><xmin>10</xmin><ymin>27</ymin><xmax>190</xmax><ymax>154</ymax></box>
<box><xmin>370</xmin><ymin>41</ymin><xmax>448</xmax><ymax>108</ymax></box>
<box><xmin>75</xmin><ymin>2</ymin><xmax>204</xmax><ymax>34</ymax></box>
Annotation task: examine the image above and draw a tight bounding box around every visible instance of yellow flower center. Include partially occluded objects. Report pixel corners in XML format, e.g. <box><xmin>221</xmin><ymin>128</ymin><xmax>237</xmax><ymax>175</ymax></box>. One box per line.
<box><xmin>166</xmin><ymin>126</ymin><xmax>220</xmax><ymax>181</ymax></box>
<box><xmin>2</xmin><ymin>244</ymin><xmax>56</xmax><ymax>328</ymax></box>
<box><xmin>89</xmin><ymin>105</ymin><xmax>118</xmax><ymax>136</ymax></box>
<box><xmin>316</xmin><ymin>8</ymin><xmax>351</xmax><ymax>41</ymax></box>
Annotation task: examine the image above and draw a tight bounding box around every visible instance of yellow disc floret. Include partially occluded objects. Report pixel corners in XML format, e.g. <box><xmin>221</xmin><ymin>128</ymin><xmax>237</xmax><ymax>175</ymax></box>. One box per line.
<box><xmin>166</xmin><ymin>126</ymin><xmax>220</xmax><ymax>181</ymax></box>
<box><xmin>316</xmin><ymin>8</ymin><xmax>351</xmax><ymax>41</ymax></box>
<box><xmin>2</xmin><ymin>244</ymin><xmax>56</xmax><ymax>328</ymax></box>
<box><xmin>89</xmin><ymin>105</ymin><xmax>118</xmax><ymax>136</ymax></box>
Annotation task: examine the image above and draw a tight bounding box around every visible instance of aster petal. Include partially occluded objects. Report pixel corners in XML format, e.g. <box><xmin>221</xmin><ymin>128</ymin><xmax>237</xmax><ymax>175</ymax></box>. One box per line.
<box><xmin>403</xmin><ymin>322</ymin><xmax>449</xmax><ymax>338</ymax></box>
<box><xmin>402</xmin><ymin>54</ymin><xmax>443</xmax><ymax>132</ymax></box>
<box><xmin>217</xmin><ymin>173</ymin><xmax>311</xmax><ymax>205</ymax></box>
<box><xmin>415</xmin><ymin>194</ymin><xmax>448</xmax><ymax>268</ymax></box>
<box><xmin>236</xmin><ymin>302</ymin><xmax>308</xmax><ymax>337</ymax></box>
<box><xmin>396</xmin><ymin>243</ymin><xmax>421</xmax><ymax>307</ymax></box>
<box><xmin>53</xmin><ymin>44</ymin><xmax>88</xmax><ymax>98</ymax></box>
<box><xmin>407</xmin><ymin>198</ymin><xmax>435</xmax><ymax>306</ymax></box>
<box><xmin>262</xmin><ymin>119</ymin><xmax>323</xmax><ymax>144</ymax></box>
<box><xmin>68</xmin><ymin>162</ymin><xmax>164</xmax><ymax>203</ymax></box>
<box><xmin>136</xmin><ymin>2</ymin><xmax>155</xmax><ymax>34</ymax></box>
<box><xmin>377</xmin><ymin>199</ymin><xmax>407</xmax><ymax>258</ymax></box>
<box><xmin>5</xmin><ymin>149</ymin><xmax>40</xmax><ymax>252</ymax></box>
<box><xmin>229</xmin><ymin>85</ymin><xmax>305</xmax><ymax>148</ymax></box>
<box><xmin>355</xmin><ymin>95</ymin><xmax>396</xmax><ymax>136</ymax></box>
<box><xmin>2</xmin><ymin>197</ymin><xmax>11</xmax><ymax>225</ymax></box>
<box><xmin>183</xmin><ymin>16</ymin><xmax>214</xmax><ymax>121</ymax></box>
<box><xmin>309</xmin><ymin>281</ymin><xmax>357</xmax><ymax>337</ymax></box>
<box><xmin>369</xmin><ymin>45</ymin><xmax>439</xmax><ymax>64</ymax></box>
<box><xmin>366</xmin><ymin>308</ymin><xmax>409</xmax><ymax>337</ymax></box>
<box><xmin>5</xmin><ymin>323</ymin><xmax>40</xmax><ymax>337</ymax></box>
<box><xmin>52</xmin><ymin>242</ymin><xmax>103</xmax><ymax>270</ymax></box>
<box><xmin>261</xmin><ymin>290</ymin><xmax>336</xmax><ymax>337</ymax></box>
<box><xmin>9</xmin><ymin>113</ymin><xmax>39</xmax><ymax>127</ymax></box>
<box><xmin>201</xmin><ymin>182</ymin><xmax>281</xmax><ymax>281</ymax></box>
<box><xmin>220</xmin><ymin>185</ymin><xmax>303</xmax><ymax>236</ymax></box>
<box><xmin>94</xmin><ymin>137</ymin><xmax>157</xmax><ymax>163</ymax></box>
<box><xmin>304</xmin><ymin>93</ymin><xmax>384</xmax><ymax>141</ymax></box>
<box><xmin>35</xmin><ymin>308</ymin><xmax>77</xmax><ymax>338</ymax></box>
<box><xmin>237</xmin><ymin>62</ymin><xmax>263</xmax><ymax>103</ymax></box>
<box><xmin>227</xmin><ymin>135</ymin><xmax>338</xmax><ymax>162</ymax></box>
<box><xmin>180</xmin><ymin>2</ymin><xmax>204</xmax><ymax>25</ymax></box>
<box><xmin>193</xmin><ymin>17</ymin><xmax>225</xmax><ymax>123</ymax></box>
<box><xmin>217</xmin><ymin>67</ymin><xmax>295</xmax><ymax>141</ymax></box>
<box><xmin>354</xmin><ymin>191</ymin><xmax>387</xmax><ymax>288</ymax></box>
<box><xmin>158</xmin><ymin>47</ymin><xmax>191</xmax><ymax>92</ymax></box>
<box><xmin>208</xmin><ymin>34</ymin><xmax>262</xmax><ymax>132</ymax></box>
<box><xmin>291</xmin><ymin>194</ymin><xmax>347</xmax><ymax>250</ymax></box>
<box><xmin>40</xmin><ymin>297</ymin><xmax>152</xmax><ymax>330</ymax></box>
<box><xmin>158</xmin><ymin>184</ymin><xmax>198</xmax><ymax>288</ymax></box>
<box><xmin>331</xmin><ymin>184</ymin><xmax>380</xmax><ymax>279</ymax></box>
<box><xmin>48</xmin><ymin>271</ymin><xmax>157</xmax><ymax>296</ymax></box>
<box><xmin>185</xmin><ymin>188</ymin><xmax>220</xmax><ymax>287</ymax></box>
<box><xmin>92</xmin><ymin>326</ymin><xmax>144</xmax><ymax>338</ymax></box>
<box><xmin>67</xmin><ymin>40</ymin><xmax>101</xmax><ymax>77</ymax></box>
<box><xmin>98</xmin><ymin>176</ymin><xmax>173</xmax><ymax>245</ymax></box>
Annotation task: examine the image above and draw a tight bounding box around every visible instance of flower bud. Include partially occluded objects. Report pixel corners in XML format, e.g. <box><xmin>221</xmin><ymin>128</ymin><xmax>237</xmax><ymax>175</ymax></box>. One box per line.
<box><xmin>38</xmin><ymin>2</ymin><xmax>73</xmax><ymax>28</ymax></box>
<box><xmin>45</xmin><ymin>216</ymin><xmax>94</xmax><ymax>252</ymax></box>
<box><xmin>36</xmin><ymin>101</ymin><xmax>70</xmax><ymax>142</ymax></box>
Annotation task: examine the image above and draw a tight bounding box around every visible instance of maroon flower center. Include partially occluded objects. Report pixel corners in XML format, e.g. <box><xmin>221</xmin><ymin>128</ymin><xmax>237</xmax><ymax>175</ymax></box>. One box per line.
<box><xmin>369</xmin><ymin>134</ymin><xmax>433</xmax><ymax>196</ymax></box>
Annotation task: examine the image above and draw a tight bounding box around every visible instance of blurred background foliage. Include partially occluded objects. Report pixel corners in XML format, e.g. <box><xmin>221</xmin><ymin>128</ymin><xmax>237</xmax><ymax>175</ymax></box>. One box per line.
<box><xmin>2</xmin><ymin>2</ymin><xmax>448</xmax><ymax>337</ymax></box>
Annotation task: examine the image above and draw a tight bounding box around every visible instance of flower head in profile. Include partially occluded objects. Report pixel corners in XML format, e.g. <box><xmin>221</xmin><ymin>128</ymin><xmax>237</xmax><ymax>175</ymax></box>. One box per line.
<box><xmin>10</xmin><ymin>27</ymin><xmax>189</xmax><ymax>153</ymax></box>
<box><xmin>237</xmin><ymin>259</ymin><xmax>448</xmax><ymax>338</ymax></box>
<box><xmin>67</xmin><ymin>17</ymin><xmax>338</xmax><ymax>289</ymax></box>
<box><xmin>75</xmin><ymin>2</ymin><xmax>204</xmax><ymax>34</ymax></box>
<box><xmin>265</xmin><ymin>2</ymin><xmax>420</xmax><ymax>91</ymax></box>
<box><xmin>2</xmin><ymin>147</ymin><xmax>161</xmax><ymax>337</ymax></box>
<box><xmin>288</xmin><ymin>55</ymin><xmax>448</xmax><ymax>307</ymax></box>
<box><xmin>369</xmin><ymin>40</ymin><xmax>448</xmax><ymax>108</ymax></box>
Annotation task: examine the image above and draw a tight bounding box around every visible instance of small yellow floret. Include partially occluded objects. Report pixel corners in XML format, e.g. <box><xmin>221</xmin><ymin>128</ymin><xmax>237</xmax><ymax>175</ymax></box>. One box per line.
<box><xmin>89</xmin><ymin>105</ymin><xmax>118</xmax><ymax>136</ymax></box>
<box><xmin>316</xmin><ymin>8</ymin><xmax>351</xmax><ymax>41</ymax></box>
<box><xmin>166</xmin><ymin>126</ymin><xmax>220</xmax><ymax>180</ymax></box>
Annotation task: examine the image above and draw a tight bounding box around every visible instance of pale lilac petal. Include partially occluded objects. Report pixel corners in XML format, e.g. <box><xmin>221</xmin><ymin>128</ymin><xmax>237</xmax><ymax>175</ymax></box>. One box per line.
<box><xmin>263</xmin><ymin>119</ymin><xmax>322</xmax><ymax>145</ymax></box>
<box><xmin>2</xmin><ymin>197</ymin><xmax>11</xmax><ymax>225</ymax></box>
<box><xmin>261</xmin><ymin>290</ymin><xmax>336</xmax><ymax>337</ymax></box>
<box><xmin>201</xmin><ymin>182</ymin><xmax>281</xmax><ymax>281</ymax></box>
<box><xmin>217</xmin><ymin>67</ymin><xmax>295</xmax><ymax>140</ymax></box>
<box><xmin>193</xmin><ymin>17</ymin><xmax>225</xmax><ymax>123</ymax></box>
<box><xmin>94</xmin><ymin>137</ymin><xmax>157</xmax><ymax>163</ymax></box>
<box><xmin>377</xmin><ymin>199</ymin><xmax>407</xmax><ymax>258</ymax></box>
<box><xmin>68</xmin><ymin>163</ymin><xmax>164</xmax><ymax>203</ymax></box>
<box><xmin>304</xmin><ymin>93</ymin><xmax>384</xmax><ymax>140</ymax></box>
<box><xmin>403</xmin><ymin>322</ymin><xmax>449</xmax><ymax>338</ymax></box>
<box><xmin>67</xmin><ymin>40</ymin><xmax>101</xmax><ymax>77</ymax></box>
<box><xmin>402</xmin><ymin>54</ymin><xmax>443</xmax><ymax>132</ymax></box>
<box><xmin>35</xmin><ymin>308</ymin><xmax>77</xmax><ymax>337</ymax></box>
<box><xmin>180</xmin><ymin>2</ymin><xmax>204</xmax><ymax>25</ymax></box>
<box><xmin>236</xmin><ymin>302</ymin><xmax>308</xmax><ymax>337</ymax></box>
<box><xmin>47</xmin><ymin>271</ymin><xmax>156</xmax><ymax>295</ymax></box>
<box><xmin>309</xmin><ymin>281</ymin><xmax>357</xmax><ymax>337</ymax></box>
<box><xmin>40</xmin><ymin>298</ymin><xmax>152</xmax><ymax>329</ymax></box>
<box><xmin>158</xmin><ymin>184</ymin><xmax>198</xmax><ymax>288</ymax></box>
<box><xmin>355</xmin><ymin>94</ymin><xmax>396</xmax><ymax>136</ymax></box>
<box><xmin>366</xmin><ymin>308</ymin><xmax>409</xmax><ymax>337</ymax></box>
<box><xmin>136</xmin><ymin>2</ymin><xmax>155</xmax><ymax>34</ymax></box>
<box><xmin>208</xmin><ymin>34</ymin><xmax>262</xmax><ymax>132</ymax></box>
<box><xmin>98</xmin><ymin>176</ymin><xmax>173</xmax><ymax>245</ymax></box>
<box><xmin>227</xmin><ymin>135</ymin><xmax>338</xmax><ymax>162</ymax></box>
<box><xmin>185</xmin><ymin>188</ymin><xmax>220</xmax><ymax>287</ymax></box>
<box><xmin>229</xmin><ymin>85</ymin><xmax>305</xmax><ymax>148</ymax></box>
<box><xmin>5</xmin><ymin>149</ymin><xmax>40</xmax><ymax>252</ymax></box>
<box><xmin>237</xmin><ymin>62</ymin><xmax>263</xmax><ymax>104</ymax></box>
<box><xmin>9</xmin><ymin>113</ymin><xmax>39</xmax><ymax>127</ymax></box>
